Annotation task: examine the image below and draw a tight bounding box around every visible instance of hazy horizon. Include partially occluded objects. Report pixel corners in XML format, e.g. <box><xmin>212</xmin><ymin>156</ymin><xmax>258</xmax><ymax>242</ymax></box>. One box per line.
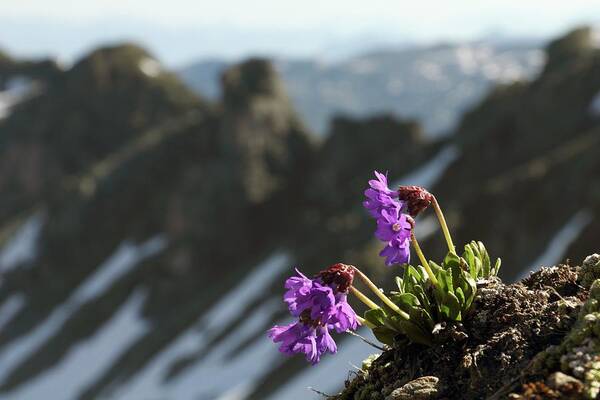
<box><xmin>1</xmin><ymin>1</ymin><xmax>599</xmax><ymax>67</ymax></box>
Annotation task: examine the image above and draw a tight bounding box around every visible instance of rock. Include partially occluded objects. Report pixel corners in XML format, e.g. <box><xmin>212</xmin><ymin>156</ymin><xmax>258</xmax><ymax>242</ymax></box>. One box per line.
<box><xmin>385</xmin><ymin>376</ymin><xmax>439</xmax><ymax>400</ymax></box>
<box><xmin>580</xmin><ymin>254</ymin><xmax>600</xmax><ymax>288</ymax></box>
<box><xmin>219</xmin><ymin>58</ymin><xmax>314</xmax><ymax>204</ymax></box>
<box><xmin>0</xmin><ymin>48</ymin><xmax>61</xmax><ymax>87</ymax></box>
<box><xmin>546</xmin><ymin>372</ymin><xmax>584</xmax><ymax>391</ymax></box>
<box><xmin>544</xmin><ymin>26</ymin><xmax>596</xmax><ymax>74</ymax></box>
<box><xmin>336</xmin><ymin>263</ymin><xmax>588</xmax><ymax>400</ymax></box>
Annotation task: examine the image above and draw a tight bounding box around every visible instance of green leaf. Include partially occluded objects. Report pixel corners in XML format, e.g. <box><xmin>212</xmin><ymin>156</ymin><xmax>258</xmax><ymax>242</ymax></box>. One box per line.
<box><xmin>444</xmin><ymin>291</ymin><xmax>462</xmax><ymax>321</ymax></box>
<box><xmin>443</xmin><ymin>251</ymin><xmax>461</xmax><ymax>269</ymax></box>
<box><xmin>493</xmin><ymin>258</ymin><xmax>502</xmax><ymax>276</ymax></box>
<box><xmin>412</xmin><ymin>284</ymin><xmax>432</xmax><ymax>314</ymax></box>
<box><xmin>478</xmin><ymin>241</ymin><xmax>491</xmax><ymax>277</ymax></box>
<box><xmin>438</xmin><ymin>268</ymin><xmax>454</xmax><ymax>294</ymax></box>
<box><xmin>429</xmin><ymin>260</ymin><xmax>443</xmax><ymax>274</ymax></box>
<box><xmin>408</xmin><ymin>305</ymin><xmax>435</xmax><ymax>330</ymax></box>
<box><xmin>398</xmin><ymin>320</ymin><xmax>433</xmax><ymax>346</ymax></box>
<box><xmin>395</xmin><ymin>276</ymin><xmax>405</xmax><ymax>293</ymax></box>
<box><xmin>415</xmin><ymin>265</ymin><xmax>428</xmax><ymax>282</ymax></box>
<box><xmin>455</xmin><ymin>286</ymin><xmax>466</xmax><ymax>306</ymax></box>
<box><xmin>364</xmin><ymin>308</ymin><xmax>386</xmax><ymax>327</ymax></box>
<box><xmin>372</xmin><ymin>326</ymin><xmax>396</xmax><ymax>346</ymax></box>
<box><xmin>463</xmin><ymin>245</ymin><xmax>477</xmax><ymax>278</ymax></box>
<box><xmin>461</xmin><ymin>271</ymin><xmax>477</xmax><ymax>307</ymax></box>
<box><xmin>405</xmin><ymin>265</ymin><xmax>423</xmax><ymax>283</ymax></box>
<box><xmin>390</xmin><ymin>293</ymin><xmax>420</xmax><ymax>310</ymax></box>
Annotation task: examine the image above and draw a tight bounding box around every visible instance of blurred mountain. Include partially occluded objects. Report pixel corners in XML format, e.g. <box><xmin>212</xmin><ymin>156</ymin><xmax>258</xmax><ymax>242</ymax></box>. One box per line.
<box><xmin>0</xmin><ymin>27</ymin><xmax>598</xmax><ymax>400</ymax></box>
<box><xmin>180</xmin><ymin>40</ymin><xmax>545</xmax><ymax>136</ymax></box>
<box><xmin>429</xmin><ymin>26</ymin><xmax>600</xmax><ymax>282</ymax></box>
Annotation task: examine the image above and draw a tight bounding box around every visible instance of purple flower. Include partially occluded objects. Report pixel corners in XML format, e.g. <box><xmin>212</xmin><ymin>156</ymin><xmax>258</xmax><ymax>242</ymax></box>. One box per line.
<box><xmin>374</xmin><ymin>201</ymin><xmax>412</xmax><ymax>266</ymax></box>
<box><xmin>380</xmin><ymin>235</ymin><xmax>411</xmax><ymax>266</ymax></box>
<box><xmin>329</xmin><ymin>293</ymin><xmax>359</xmax><ymax>333</ymax></box>
<box><xmin>363</xmin><ymin>171</ymin><xmax>402</xmax><ymax>218</ymax></box>
<box><xmin>363</xmin><ymin>188</ymin><xmax>401</xmax><ymax>218</ymax></box>
<box><xmin>375</xmin><ymin>208</ymin><xmax>411</xmax><ymax>243</ymax></box>
<box><xmin>368</xmin><ymin>171</ymin><xmax>396</xmax><ymax>197</ymax></box>
<box><xmin>283</xmin><ymin>269</ymin><xmax>314</xmax><ymax>316</ymax></box>
<box><xmin>270</xmin><ymin>265</ymin><xmax>360</xmax><ymax>364</ymax></box>
<box><xmin>268</xmin><ymin>322</ymin><xmax>337</xmax><ymax>365</ymax></box>
<box><xmin>363</xmin><ymin>170</ymin><xmax>413</xmax><ymax>266</ymax></box>
<box><xmin>284</xmin><ymin>269</ymin><xmax>336</xmax><ymax>322</ymax></box>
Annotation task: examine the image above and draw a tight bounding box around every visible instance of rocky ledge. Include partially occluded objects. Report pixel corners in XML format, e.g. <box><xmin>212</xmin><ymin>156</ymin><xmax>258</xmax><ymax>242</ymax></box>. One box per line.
<box><xmin>335</xmin><ymin>254</ymin><xmax>600</xmax><ymax>400</ymax></box>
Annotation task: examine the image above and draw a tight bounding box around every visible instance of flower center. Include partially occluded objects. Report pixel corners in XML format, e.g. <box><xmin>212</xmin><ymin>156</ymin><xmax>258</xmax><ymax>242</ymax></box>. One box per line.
<box><xmin>300</xmin><ymin>309</ymin><xmax>322</xmax><ymax>327</ymax></box>
<box><xmin>392</xmin><ymin>223</ymin><xmax>402</xmax><ymax>232</ymax></box>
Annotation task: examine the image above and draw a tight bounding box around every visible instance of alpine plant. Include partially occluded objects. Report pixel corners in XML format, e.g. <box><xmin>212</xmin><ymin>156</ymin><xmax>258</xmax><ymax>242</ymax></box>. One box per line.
<box><xmin>268</xmin><ymin>170</ymin><xmax>501</xmax><ymax>364</ymax></box>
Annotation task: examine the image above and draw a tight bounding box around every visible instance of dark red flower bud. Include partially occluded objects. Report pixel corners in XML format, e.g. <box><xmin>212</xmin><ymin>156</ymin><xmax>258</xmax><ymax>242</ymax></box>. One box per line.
<box><xmin>317</xmin><ymin>263</ymin><xmax>355</xmax><ymax>293</ymax></box>
<box><xmin>397</xmin><ymin>185</ymin><xmax>433</xmax><ymax>217</ymax></box>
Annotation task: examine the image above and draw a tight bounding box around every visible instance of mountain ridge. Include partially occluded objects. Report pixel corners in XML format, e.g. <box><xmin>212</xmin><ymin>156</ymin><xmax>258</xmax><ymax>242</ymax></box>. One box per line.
<box><xmin>0</xmin><ymin>27</ymin><xmax>598</xmax><ymax>400</ymax></box>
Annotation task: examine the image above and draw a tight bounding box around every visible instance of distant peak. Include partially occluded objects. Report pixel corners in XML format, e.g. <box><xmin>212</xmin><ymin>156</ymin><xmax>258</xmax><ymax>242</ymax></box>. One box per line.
<box><xmin>221</xmin><ymin>58</ymin><xmax>288</xmax><ymax>108</ymax></box>
<box><xmin>544</xmin><ymin>26</ymin><xmax>597</xmax><ymax>73</ymax></box>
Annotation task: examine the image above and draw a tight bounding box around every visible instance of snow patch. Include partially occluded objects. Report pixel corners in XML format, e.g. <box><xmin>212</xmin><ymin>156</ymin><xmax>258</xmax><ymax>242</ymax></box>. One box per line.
<box><xmin>162</xmin><ymin>300</ymin><xmax>282</xmax><ymax>400</ymax></box>
<box><xmin>386</xmin><ymin>77</ymin><xmax>404</xmax><ymax>95</ymax></box>
<box><xmin>0</xmin><ymin>294</ymin><xmax>25</xmax><ymax>333</ymax></box>
<box><xmin>138</xmin><ymin>58</ymin><xmax>163</xmax><ymax>78</ymax></box>
<box><xmin>0</xmin><ymin>236</ymin><xmax>166</xmax><ymax>384</ymax></box>
<box><xmin>589</xmin><ymin>90</ymin><xmax>600</xmax><ymax>116</ymax></box>
<box><xmin>520</xmin><ymin>209</ymin><xmax>594</xmax><ymax>280</ymax></box>
<box><xmin>393</xmin><ymin>145</ymin><xmax>460</xmax><ymax>188</ymax></box>
<box><xmin>108</xmin><ymin>300</ymin><xmax>283</xmax><ymax>399</ymax></box>
<box><xmin>414</xmin><ymin>215</ymin><xmax>437</xmax><ymax>242</ymax></box>
<box><xmin>416</xmin><ymin>60</ymin><xmax>445</xmax><ymax>81</ymax></box>
<box><xmin>0</xmin><ymin>77</ymin><xmax>35</xmax><ymax>120</ymax></box>
<box><xmin>104</xmin><ymin>252</ymin><xmax>290</xmax><ymax>399</ymax></box>
<box><xmin>217</xmin><ymin>381</ymin><xmax>257</xmax><ymax>400</ymax></box>
<box><xmin>0</xmin><ymin>289</ymin><xmax>149</xmax><ymax>400</ymax></box>
<box><xmin>349</xmin><ymin>58</ymin><xmax>379</xmax><ymax>74</ymax></box>
<box><xmin>70</xmin><ymin>236</ymin><xmax>166</xmax><ymax>304</ymax></box>
<box><xmin>0</xmin><ymin>213</ymin><xmax>44</xmax><ymax>273</ymax></box>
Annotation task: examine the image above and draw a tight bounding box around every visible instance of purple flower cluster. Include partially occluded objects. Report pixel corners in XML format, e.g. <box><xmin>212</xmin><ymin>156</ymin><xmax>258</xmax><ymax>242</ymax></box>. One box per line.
<box><xmin>363</xmin><ymin>171</ymin><xmax>412</xmax><ymax>266</ymax></box>
<box><xmin>268</xmin><ymin>266</ymin><xmax>359</xmax><ymax>365</ymax></box>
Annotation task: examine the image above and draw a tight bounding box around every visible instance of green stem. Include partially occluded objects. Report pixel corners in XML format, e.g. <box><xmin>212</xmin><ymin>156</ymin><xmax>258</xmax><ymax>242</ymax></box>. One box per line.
<box><xmin>356</xmin><ymin>315</ymin><xmax>376</xmax><ymax>329</ymax></box>
<box><xmin>432</xmin><ymin>196</ymin><xmax>456</xmax><ymax>254</ymax></box>
<box><xmin>410</xmin><ymin>231</ymin><xmax>439</xmax><ymax>287</ymax></box>
<box><xmin>349</xmin><ymin>286</ymin><xmax>380</xmax><ymax>310</ymax></box>
<box><xmin>351</xmin><ymin>266</ymin><xmax>410</xmax><ymax>320</ymax></box>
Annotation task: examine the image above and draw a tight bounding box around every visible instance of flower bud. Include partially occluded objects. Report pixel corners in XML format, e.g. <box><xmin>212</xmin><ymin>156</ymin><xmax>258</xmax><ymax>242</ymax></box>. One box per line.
<box><xmin>318</xmin><ymin>263</ymin><xmax>355</xmax><ymax>293</ymax></box>
<box><xmin>397</xmin><ymin>185</ymin><xmax>433</xmax><ymax>217</ymax></box>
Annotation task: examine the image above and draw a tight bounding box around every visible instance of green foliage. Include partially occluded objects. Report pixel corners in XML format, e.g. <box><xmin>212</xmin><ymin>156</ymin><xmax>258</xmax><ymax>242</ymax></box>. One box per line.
<box><xmin>363</xmin><ymin>241</ymin><xmax>500</xmax><ymax>346</ymax></box>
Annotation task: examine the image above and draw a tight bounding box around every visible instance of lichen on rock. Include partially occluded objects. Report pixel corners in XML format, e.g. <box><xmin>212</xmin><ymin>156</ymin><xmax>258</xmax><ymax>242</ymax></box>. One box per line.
<box><xmin>579</xmin><ymin>254</ymin><xmax>600</xmax><ymax>289</ymax></box>
<box><xmin>524</xmin><ymin>277</ymin><xmax>600</xmax><ymax>399</ymax></box>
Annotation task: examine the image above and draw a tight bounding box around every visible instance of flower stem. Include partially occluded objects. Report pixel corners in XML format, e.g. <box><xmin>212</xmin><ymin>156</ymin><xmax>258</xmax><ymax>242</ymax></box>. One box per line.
<box><xmin>351</xmin><ymin>266</ymin><xmax>410</xmax><ymax>320</ymax></box>
<box><xmin>355</xmin><ymin>315</ymin><xmax>376</xmax><ymax>329</ymax></box>
<box><xmin>410</xmin><ymin>231</ymin><xmax>439</xmax><ymax>287</ymax></box>
<box><xmin>432</xmin><ymin>196</ymin><xmax>455</xmax><ymax>254</ymax></box>
<box><xmin>349</xmin><ymin>286</ymin><xmax>380</xmax><ymax>310</ymax></box>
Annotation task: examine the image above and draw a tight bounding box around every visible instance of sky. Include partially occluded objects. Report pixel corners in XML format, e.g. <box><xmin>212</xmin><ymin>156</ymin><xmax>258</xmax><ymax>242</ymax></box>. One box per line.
<box><xmin>1</xmin><ymin>1</ymin><xmax>599</xmax><ymax>66</ymax></box>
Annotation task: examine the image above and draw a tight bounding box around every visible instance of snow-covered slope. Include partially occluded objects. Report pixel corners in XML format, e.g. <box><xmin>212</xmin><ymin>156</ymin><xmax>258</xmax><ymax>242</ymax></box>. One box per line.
<box><xmin>0</xmin><ymin>236</ymin><xmax>166</xmax><ymax>393</ymax></box>
<box><xmin>180</xmin><ymin>42</ymin><xmax>544</xmax><ymax>136</ymax></box>
<box><xmin>0</xmin><ymin>77</ymin><xmax>36</xmax><ymax>120</ymax></box>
